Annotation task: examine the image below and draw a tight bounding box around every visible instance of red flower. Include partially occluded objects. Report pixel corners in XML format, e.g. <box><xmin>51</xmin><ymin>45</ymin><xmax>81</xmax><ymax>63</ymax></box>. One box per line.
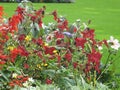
<box><xmin>103</xmin><ymin>39</ymin><xmax>109</xmax><ymax>47</ymax></box>
<box><xmin>63</xmin><ymin>19</ymin><xmax>69</xmax><ymax>30</ymax></box>
<box><xmin>52</xmin><ymin>10</ymin><xmax>58</xmax><ymax>21</ymax></box>
<box><xmin>24</xmin><ymin>63</ymin><xmax>29</xmax><ymax>69</ymax></box>
<box><xmin>15</xmin><ymin>6</ymin><xmax>25</xmax><ymax>15</ymax></box>
<box><xmin>38</xmin><ymin>18</ymin><xmax>43</xmax><ymax>28</ymax></box>
<box><xmin>18</xmin><ymin>46</ymin><xmax>29</xmax><ymax>57</ymax></box>
<box><xmin>84</xmin><ymin>63</ymin><xmax>91</xmax><ymax>73</ymax></box>
<box><xmin>64</xmin><ymin>52</ymin><xmax>72</xmax><ymax>62</ymax></box>
<box><xmin>44</xmin><ymin>46</ymin><xmax>56</xmax><ymax>55</ymax></box>
<box><xmin>31</xmin><ymin>15</ymin><xmax>37</xmax><ymax>21</ymax></box>
<box><xmin>87</xmin><ymin>49</ymin><xmax>102</xmax><ymax>73</ymax></box>
<box><xmin>54</xmin><ymin>31</ymin><xmax>64</xmax><ymax>39</ymax></box>
<box><xmin>82</xmin><ymin>29</ymin><xmax>95</xmax><ymax>40</ymax></box>
<box><xmin>57</xmin><ymin>55</ymin><xmax>61</xmax><ymax>63</ymax></box>
<box><xmin>0</xmin><ymin>6</ymin><xmax>3</xmax><ymax>18</ymax></box>
<box><xmin>75</xmin><ymin>37</ymin><xmax>86</xmax><ymax>48</ymax></box>
<box><xmin>32</xmin><ymin>38</ymin><xmax>43</xmax><ymax>46</ymax></box>
<box><xmin>0</xmin><ymin>54</ymin><xmax>8</xmax><ymax>65</ymax></box>
<box><xmin>9</xmin><ymin>75</ymin><xmax>29</xmax><ymax>88</ymax></box>
<box><xmin>9</xmin><ymin>81</ymin><xmax>15</xmax><ymax>87</ymax></box>
<box><xmin>0</xmin><ymin>54</ymin><xmax>8</xmax><ymax>60</ymax></box>
<box><xmin>46</xmin><ymin>78</ymin><xmax>52</xmax><ymax>84</ymax></box>
<box><xmin>57</xmin><ymin>19</ymin><xmax>68</xmax><ymax>31</ymax></box>
<box><xmin>10</xmin><ymin>48</ymin><xmax>21</xmax><ymax>63</ymax></box>
<box><xmin>0</xmin><ymin>30</ymin><xmax>9</xmax><ymax>42</ymax></box>
<box><xmin>35</xmin><ymin>8</ymin><xmax>42</xmax><ymax>16</ymax></box>
<box><xmin>22</xmin><ymin>76</ymin><xmax>29</xmax><ymax>82</ymax></box>
<box><xmin>37</xmin><ymin>51</ymin><xmax>43</xmax><ymax>59</ymax></box>
<box><xmin>9</xmin><ymin>14</ymin><xmax>22</xmax><ymax>33</ymax></box>
<box><xmin>73</xmin><ymin>62</ymin><xmax>78</xmax><ymax>69</ymax></box>
<box><xmin>73</xmin><ymin>27</ymin><xmax>77</xmax><ymax>33</ymax></box>
<box><xmin>0</xmin><ymin>61</ymin><xmax>5</xmax><ymax>65</ymax></box>
<box><xmin>18</xmin><ymin>34</ymin><xmax>26</xmax><ymax>41</ymax></box>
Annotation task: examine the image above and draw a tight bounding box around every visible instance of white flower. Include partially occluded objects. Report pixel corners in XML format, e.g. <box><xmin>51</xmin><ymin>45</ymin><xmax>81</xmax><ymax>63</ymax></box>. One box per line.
<box><xmin>23</xmin><ymin>81</ymin><xmax>29</xmax><ymax>87</ymax></box>
<box><xmin>28</xmin><ymin>77</ymin><xmax>34</xmax><ymax>83</ymax></box>
<box><xmin>97</xmin><ymin>45</ymin><xmax>103</xmax><ymax>50</ymax></box>
<box><xmin>107</xmin><ymin>36</ymin><xmax>120</xmax><ymax>50</ymax></box>
<box><xmin>12</xmin><ymin>73</ymin><xmax>18</xmax><ymax>78</ymax></box>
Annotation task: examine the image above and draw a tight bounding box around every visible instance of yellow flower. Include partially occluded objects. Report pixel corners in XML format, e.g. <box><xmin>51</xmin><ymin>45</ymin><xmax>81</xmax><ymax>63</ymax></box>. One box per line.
<box><xmin>37</xmin><ymin>64</ymin><xmax>42</xmax><ymax>70</ymax></box>
<box><xmin>44</xmin><ymin>42</ymin><xmax>48</xmax><ymax>46</ymax></box>
<box><xmin>53</xmin><ymin>50</ymin><xmax>57</xmax><ymax>53</ymax></box>
<box><xmin>7</xmin><ymin>46</ymin><xmax>14</xmax><ymax>51</ymax></box>
<box><xmin>25</xmin><ymin>35</ymin><xmax>31</xmax><ymax>41</ymax></box>
<box><xmin>44</xmin><ymin>63</ymin><xmax>48</xmax><ymax>67</ymax></box>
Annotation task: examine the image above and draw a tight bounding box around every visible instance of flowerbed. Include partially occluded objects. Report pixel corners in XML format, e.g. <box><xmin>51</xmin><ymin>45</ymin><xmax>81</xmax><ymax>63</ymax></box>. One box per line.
<box><xmin>0</xmin><ymin>0</ymin><xmax>120</xmax><ymax>90</ymax></box>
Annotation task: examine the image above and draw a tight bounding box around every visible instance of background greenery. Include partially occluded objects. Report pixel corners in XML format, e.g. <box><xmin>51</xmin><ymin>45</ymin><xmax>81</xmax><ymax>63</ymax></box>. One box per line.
<box><xmin>0</xmin><ymin>0</ymin><xmax>120</xmax><ymax>73</ymax></box>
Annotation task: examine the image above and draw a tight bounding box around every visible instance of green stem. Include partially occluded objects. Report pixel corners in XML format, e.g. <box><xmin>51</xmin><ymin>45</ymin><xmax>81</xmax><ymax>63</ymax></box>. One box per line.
<box><xmin>87</xmin><ymin>42</ymin><xmax>92</xmax><ymax>53</ymax></box>
<box><xmin>97</xmin><ymin>64</ymin><xmax>109</xmax><ymax>81</ymax></box>
<box><xmin>103</xmin><ymin>50</ymin><xmax>111</xmax><ymax>69</ymax></box>
<box><xmin>97</xmin><ymin>55</ymin><xmax>120</xmax><ymax>81</ymax></box>
<box><xmin>93</xmin><ymin>71</ymin><xmax>96</xmax><ymax>87</ymax></box>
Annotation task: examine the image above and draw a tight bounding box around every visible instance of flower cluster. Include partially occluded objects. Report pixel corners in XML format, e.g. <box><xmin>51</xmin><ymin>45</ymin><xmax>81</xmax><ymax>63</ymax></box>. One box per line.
<box><xmin>0</xmin><ymin>0</ymin><xmax>120</xmax><ymax>89</ymax></box>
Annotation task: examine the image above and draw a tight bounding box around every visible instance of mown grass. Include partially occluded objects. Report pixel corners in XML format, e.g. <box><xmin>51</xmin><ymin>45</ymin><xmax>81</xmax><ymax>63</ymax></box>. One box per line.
<box><xmin>0</xmin><ymin>0</ymin><xmax>120</xmax><ymax>73</ymax></box>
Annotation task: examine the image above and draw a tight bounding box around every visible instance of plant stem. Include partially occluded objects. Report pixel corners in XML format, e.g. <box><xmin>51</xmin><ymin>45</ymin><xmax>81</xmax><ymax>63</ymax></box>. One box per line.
<box><xmin>104</xmin><ymin>50</ymin><xmax>111</xmax><ymax>69</ymax></box>
<box><xmin>93</xmin><ymin>71</ymin><xmax>96</xmax><ymax>87</ymax></box>
<box><xmin>97</xmin><ymin>63</ymin><xmax>109</xmax><ymax>81</ymax></box>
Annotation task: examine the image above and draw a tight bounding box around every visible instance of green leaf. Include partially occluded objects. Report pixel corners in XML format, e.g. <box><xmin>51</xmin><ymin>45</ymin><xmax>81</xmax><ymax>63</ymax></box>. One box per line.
<box><xmin>39</xmin><ymin>29</ymin><xmax>44</xmax><ymax>37</ymax></box>
<box><xmin>0</xmin><ymin>71</ymin><xmax>9</xmax><ymax>82</ymax></box>
<box><xmin>42</xmin><ymin>70</ymin><xmax>55</xmax><ymax>78</ymax></box>
<box><xmin>7</xmin><ymin>66</ymin><xmax>21</xmax><ymax>74</ymax></box>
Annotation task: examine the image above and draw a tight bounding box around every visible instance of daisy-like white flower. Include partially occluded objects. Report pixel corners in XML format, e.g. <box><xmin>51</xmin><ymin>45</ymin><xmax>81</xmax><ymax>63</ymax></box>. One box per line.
<box><xmin>107</xmin><ymin>36</ymin><xmax>120</xmax><ymax>50</ymax></box>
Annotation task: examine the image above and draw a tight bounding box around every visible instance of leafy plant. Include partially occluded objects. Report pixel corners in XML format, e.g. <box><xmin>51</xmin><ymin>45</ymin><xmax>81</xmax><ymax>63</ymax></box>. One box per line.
<box><xmin>0</xmin><ymin>0</ymin><xmax>120</xmax><ymax>90</ymax></box>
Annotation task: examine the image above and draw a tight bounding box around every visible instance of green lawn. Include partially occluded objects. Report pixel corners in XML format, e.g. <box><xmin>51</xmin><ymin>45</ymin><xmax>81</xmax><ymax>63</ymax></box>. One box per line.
<box><xmin>0</xmin><ymin>0</ymin><xmax>120</xmax><ymax>73</ymax></box>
